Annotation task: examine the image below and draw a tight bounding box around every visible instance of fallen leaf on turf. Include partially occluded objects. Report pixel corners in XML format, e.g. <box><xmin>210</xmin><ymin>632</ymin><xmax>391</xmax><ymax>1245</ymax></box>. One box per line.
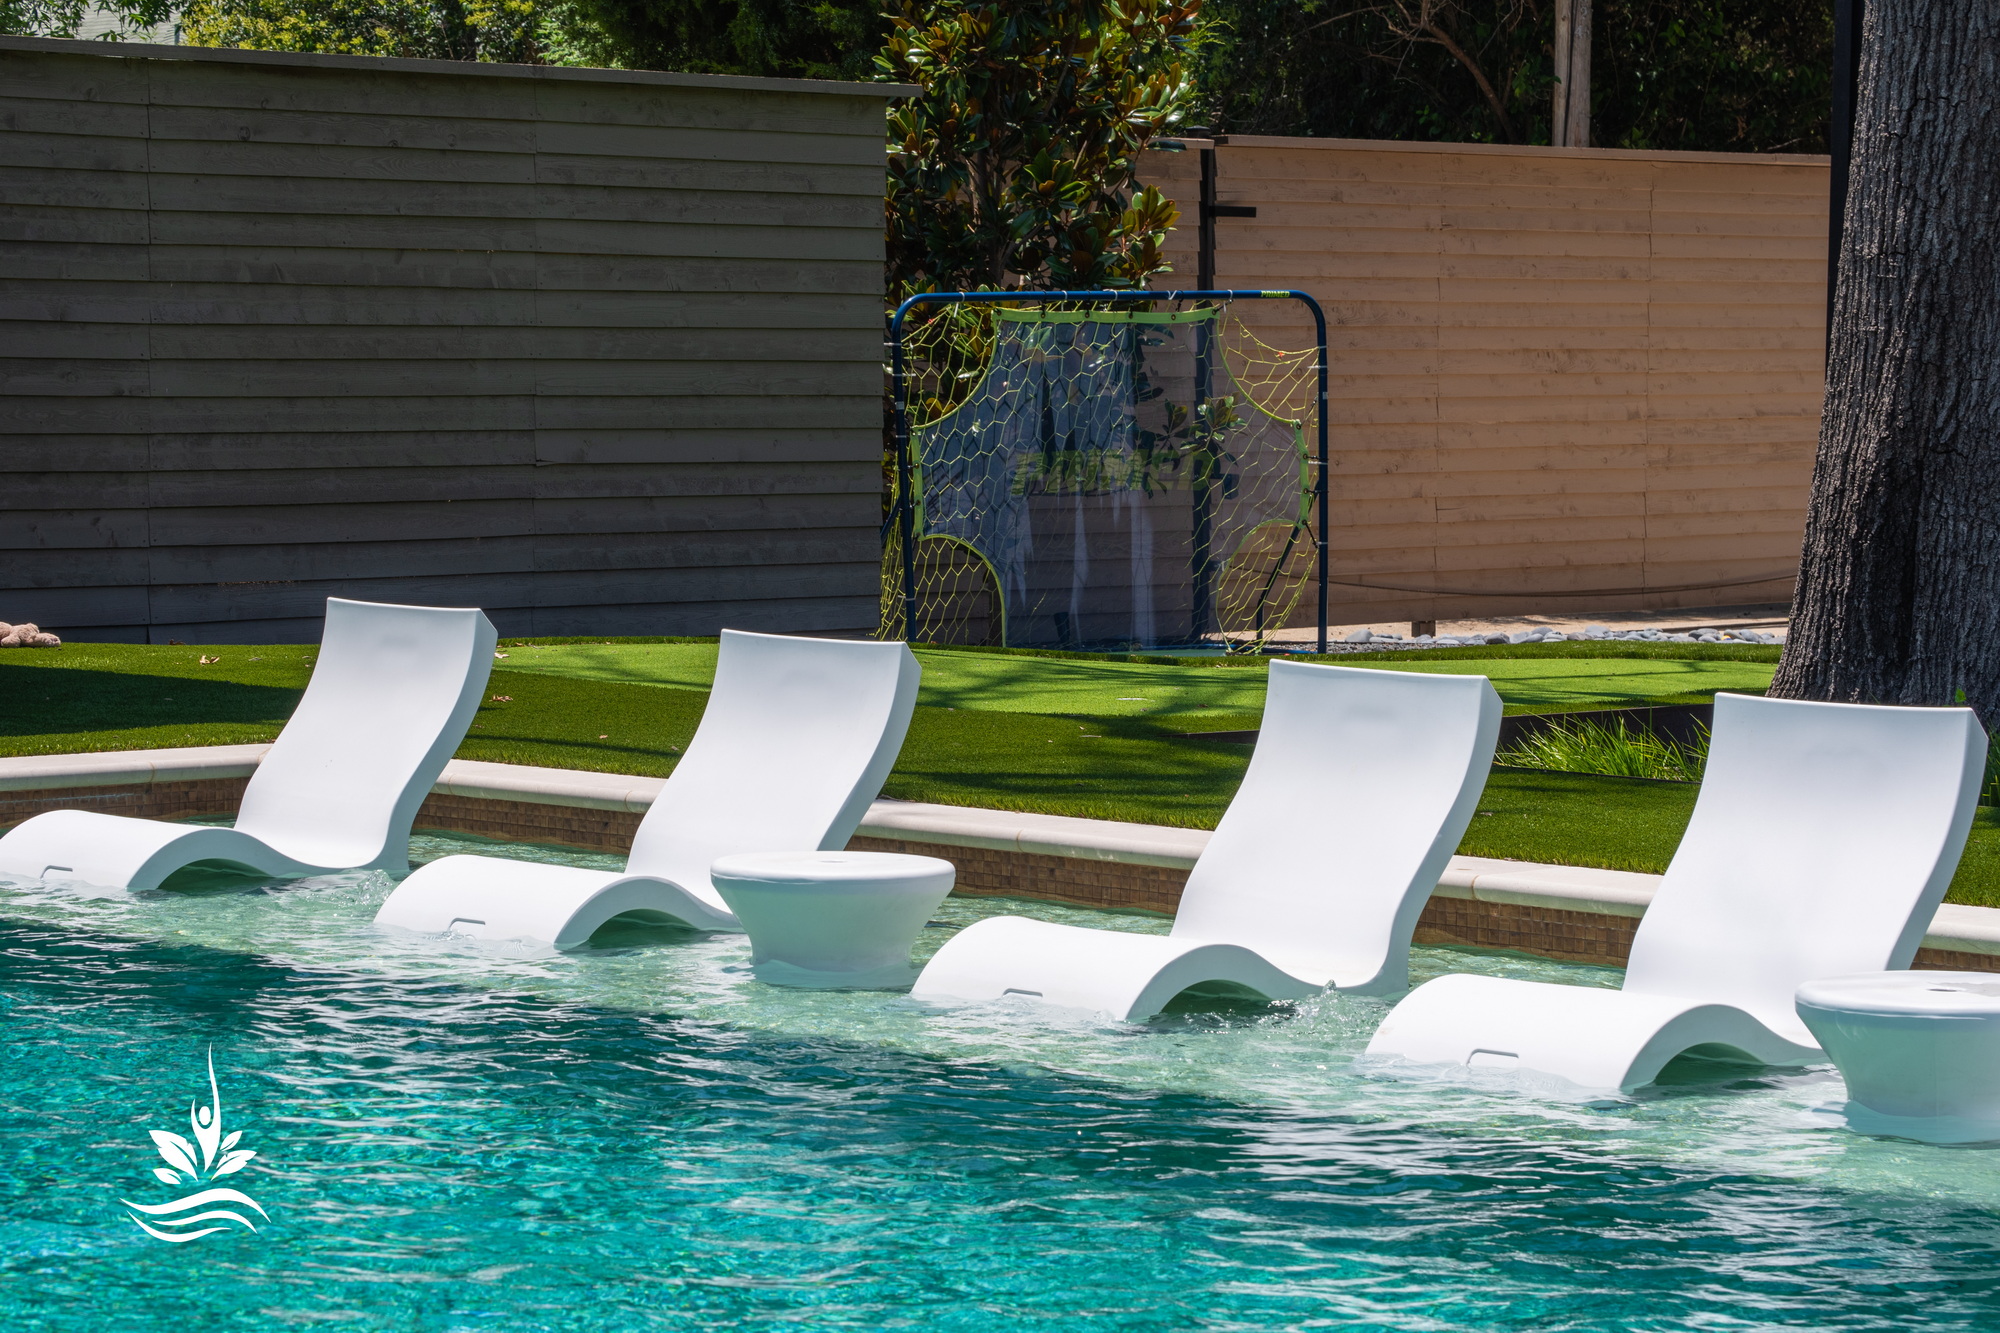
<box><xmin>199</xmin><ymin>655</ymin><xmax>219</xmax><ymax>665</ymax></box>
<box><xmin>490</xmin><ymin>696</ymin><xmax>513</xmax><ymax>703</ymax></box>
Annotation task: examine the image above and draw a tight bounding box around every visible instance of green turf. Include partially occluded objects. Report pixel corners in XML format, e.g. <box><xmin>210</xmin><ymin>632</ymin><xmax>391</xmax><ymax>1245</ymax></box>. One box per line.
<box><xmin>490</xmin><ymin>640</ymin><xmax>1773</xmax><ymax>718</ymax></box>
<box><xmin>0</xmin><ymin>644</ymin><xmax>317</xmax><ymax>756</ymax></box>
<box><xmin>10</xmin><ymin>637</ymin><xmax>1998</xmax><ymax>907</ymax></box>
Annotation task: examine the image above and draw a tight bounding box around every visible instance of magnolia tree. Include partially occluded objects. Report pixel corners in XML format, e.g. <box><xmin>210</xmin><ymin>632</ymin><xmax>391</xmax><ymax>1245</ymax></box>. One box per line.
<box><xmin>876</xmin><ymin>0</ymin><xmax>1199</xmax><ymax>296</ymax></box>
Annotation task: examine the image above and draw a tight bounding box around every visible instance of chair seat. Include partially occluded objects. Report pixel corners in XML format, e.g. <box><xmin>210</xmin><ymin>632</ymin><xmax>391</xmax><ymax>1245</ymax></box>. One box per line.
<box><xmin>912</xmin><ymin>915</ymin><xmax>1326</xmax><ymax>1021</ymax></box>
<box><xmin>1367</xmin><ymin>972</ymin><xmax>1820</xmax><ymax>1091</ymax></box>
<box><xmin>374</xmin><ymin>853</ymin><xmax>738</xmax><ymax>946</ymax></box>
<box><xmin>0</xmin><ymin>809</ymin><xmax>328</xmax><ymax>891</ymax></box>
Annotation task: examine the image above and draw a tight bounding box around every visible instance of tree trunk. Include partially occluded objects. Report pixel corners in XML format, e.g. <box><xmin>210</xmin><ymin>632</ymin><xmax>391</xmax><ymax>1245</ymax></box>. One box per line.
<box><xmin>1769</xmin><ymin>1</ymin><xmax>2000</xmax><ymax>721</ymax></box>
<box><xmin>1551</xmin><ymin>0</ymin><xmax>1591</xmax><ymax>148</ymax></box>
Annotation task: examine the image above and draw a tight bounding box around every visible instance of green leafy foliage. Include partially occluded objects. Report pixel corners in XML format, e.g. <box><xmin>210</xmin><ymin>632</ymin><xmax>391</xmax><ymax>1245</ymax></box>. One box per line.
<box><xmin>878</xmin><ymin>0</ymin><xmax>1198</xmax><ymax>295</ymax></box>
<box><xmin>0</xmin><ymin>0</ymin><xmax>169</xmax><ymax>38</ymax></box>
<box><xmin>1591</xmin><ymin>0</ymin><xmax>1832</xmax><ymax>152</ymax></box>
<box><xmin>175</xmin><ymin>0</ymin><xmax>571</xmax><ymax>62</ymax></box>
<box><xmin>1192</xmin><ymin>0</ymin><xmax>1832</xmax><ymax>152</ymax></box>
<box><xmin>560</xmin><ymin>0</ymin><xmax>886</xmax><ymax>79</ymax></box>
<box><xmin>33</xmin><ymin>0</ymin><xmax>887</xmax><ymax>72</ymax></box>
<box><xmin>0</xmin><ymin>0</ymin><xmax>93</xmax><ymax>36</ymax></box>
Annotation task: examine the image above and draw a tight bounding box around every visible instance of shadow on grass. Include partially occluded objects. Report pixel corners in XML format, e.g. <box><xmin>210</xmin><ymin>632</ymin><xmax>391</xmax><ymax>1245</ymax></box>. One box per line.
<box><xmin>0</xmin><ymin>662</ymin><xmax>302</xmax><ymax>737</ymax></box>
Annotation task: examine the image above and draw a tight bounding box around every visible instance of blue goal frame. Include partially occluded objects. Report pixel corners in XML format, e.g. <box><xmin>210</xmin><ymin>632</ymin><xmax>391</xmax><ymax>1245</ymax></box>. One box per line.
<box><xmin>887</xmin><ymin>288</ymin><xmax>1331</xmax><ymax>653</ymax></box>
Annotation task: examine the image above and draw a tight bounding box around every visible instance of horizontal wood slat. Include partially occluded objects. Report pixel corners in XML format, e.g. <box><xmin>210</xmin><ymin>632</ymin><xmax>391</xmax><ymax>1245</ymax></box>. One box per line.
<box><xmin>1146</xmin><ymin>136</ymin><xmax>1828</xmax><ymax>622</ymax></box>
<box><xmin>0</xmin><ymin>38</ymin><xmax>899</xmax><ymax>642</ymax></box>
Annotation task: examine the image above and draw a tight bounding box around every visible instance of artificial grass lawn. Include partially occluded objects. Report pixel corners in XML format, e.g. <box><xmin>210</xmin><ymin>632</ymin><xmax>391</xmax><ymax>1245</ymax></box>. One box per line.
<box><xmin>8</xmin><ymin>637</ymin><xmax>1998</xmax><ymax>906</ymax></box>
<box><xmin>490</xmin><ymin>640</ymin><xmax>1775</xmax><ymax>718</ymax></box>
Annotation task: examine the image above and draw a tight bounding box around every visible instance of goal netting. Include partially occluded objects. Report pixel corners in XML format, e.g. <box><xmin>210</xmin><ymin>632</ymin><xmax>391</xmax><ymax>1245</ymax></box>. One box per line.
<box><xmin>882</xmin><ymin>296</ymin><xmax>1321</xmax><ymax>652</ymax></box>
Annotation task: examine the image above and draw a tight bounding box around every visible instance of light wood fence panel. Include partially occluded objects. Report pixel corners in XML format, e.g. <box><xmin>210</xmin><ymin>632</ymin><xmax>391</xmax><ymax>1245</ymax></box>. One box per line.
<box><xmin>1144</xmin><ymin>136</ymin><xmax>1828</xmax><ymax>625</ymax></box>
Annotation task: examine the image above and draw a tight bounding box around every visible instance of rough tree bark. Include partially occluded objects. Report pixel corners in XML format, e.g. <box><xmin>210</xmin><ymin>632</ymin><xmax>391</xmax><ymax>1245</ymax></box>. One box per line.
<box><xmin>1769</xmin><ymin>1</ymin><xmax>2000</xmax><ymax>720</ymax></box>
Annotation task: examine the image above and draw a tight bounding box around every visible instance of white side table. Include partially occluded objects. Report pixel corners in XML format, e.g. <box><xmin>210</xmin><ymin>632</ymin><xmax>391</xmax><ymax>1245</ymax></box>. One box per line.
<box><xmin>1796</xmin><ymin>971</ymin><xmax>2000</xmax><ymax>1144</ymax></box>
<box><xmin>710</xmin><ymin>850</ymin><xmax>956</xmax><ymax>989</ymax></box>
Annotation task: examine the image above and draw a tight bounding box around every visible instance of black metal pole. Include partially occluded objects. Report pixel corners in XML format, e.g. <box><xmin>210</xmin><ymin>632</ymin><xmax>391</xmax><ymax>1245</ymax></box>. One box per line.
<box><xmin>1299</xmin><ymin>295</ymin><xmax>1330</xmax><ymax>656</ymax></box>
<box><xmin>889</xmin><ymin>303</ymin><xmax>918</xmax><ymax>641</ymax></box>
<box><xmin>1191</xmin><ymin>306</ymin><xmax>1215</xmax><ymax>642</ymax></box>
<box><xmin>1191</xmin><ymin>152</ymin><xmax>1215</xmax><ymax>640</ymax></box>
<box><xmin>1827</xmin><ymin>0</ymin><xmax>1865</xmax><ymax>352</ymax></box>
<box><xmin>1197</xmin><ymin>139</ymin><xmax>1217</xmax><ymax>291</ymax></box>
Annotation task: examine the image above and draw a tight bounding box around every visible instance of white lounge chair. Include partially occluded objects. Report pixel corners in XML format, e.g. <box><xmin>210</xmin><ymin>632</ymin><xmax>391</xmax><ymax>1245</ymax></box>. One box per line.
<box><xmin>910</xmin><ymin>661</ymin><xmax>1503</xmax><ymax>1020</ymax></box>
<box><xmin>1365</xmin><ymin>693</ymin><xmax>1987</xmax><ymax>1091</ymax></box>
<box><xmin>0</xmin><ymin>597</ymin><xmax>497</xmax><ymax>890</ymax></box>
<box><xmin>372</xmin><ymin>629</ymin><xmax>920</xmax><ymax>947</ymax></box>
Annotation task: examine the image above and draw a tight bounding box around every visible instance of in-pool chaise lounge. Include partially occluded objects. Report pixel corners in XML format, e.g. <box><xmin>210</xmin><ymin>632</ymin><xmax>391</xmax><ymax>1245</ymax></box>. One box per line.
<box><xmin>910</xmin><ymin>661</ymin><xmax>1503</xmax><ymax>1020</ymax></box>
<box><xmin>0</xmin><ymin>597</ymin><xmax>497</xmax><ymax>890</ymax></box>
<box><xmin>373</xmin><ymin>629</ymin><xmax>920</xmax><ymax>946</ymax></box>
<box><xmin>1365</xmin><ymin>693</ymin><xmax>1987</xmax><ymax>1091</ymax></box>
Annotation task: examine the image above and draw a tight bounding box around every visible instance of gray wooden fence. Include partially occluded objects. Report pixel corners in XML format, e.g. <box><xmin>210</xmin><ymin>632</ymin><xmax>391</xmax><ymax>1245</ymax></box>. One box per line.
<box><xmin>0</xmin><ymin>37</ymin><xmax>907</xmax><ymax>642</ymax></box>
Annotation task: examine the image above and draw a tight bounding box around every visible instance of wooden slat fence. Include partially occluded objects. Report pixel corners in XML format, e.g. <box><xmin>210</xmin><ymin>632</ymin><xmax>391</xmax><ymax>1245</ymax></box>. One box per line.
<box><xmin>0</xmin><ymin>37</ymin><xmax>908</xmax><ymax>642</ymax></box>
<box><xmin>1144</xmin><ymin>135</ymin><xmax>1829</xmax><ymax>625</ymax></box>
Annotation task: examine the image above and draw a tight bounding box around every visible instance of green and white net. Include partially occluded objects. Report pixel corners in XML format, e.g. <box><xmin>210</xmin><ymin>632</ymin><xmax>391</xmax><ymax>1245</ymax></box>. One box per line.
<box><xmin>883</xmin><ymin>299</ymin><xmax>1319</xmax><ymax>651</ymax></box>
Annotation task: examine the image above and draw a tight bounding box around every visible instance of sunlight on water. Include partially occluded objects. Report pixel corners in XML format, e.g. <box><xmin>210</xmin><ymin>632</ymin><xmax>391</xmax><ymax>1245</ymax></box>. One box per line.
<box><xmin>4</xmin><ymin>830</ymin><xmax>2000</xmax><ymax>1329</ymax></box>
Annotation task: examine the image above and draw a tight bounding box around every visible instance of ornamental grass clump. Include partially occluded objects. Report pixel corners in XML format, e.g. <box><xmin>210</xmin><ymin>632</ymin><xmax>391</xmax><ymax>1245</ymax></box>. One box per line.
<box><xmin>1497</xmin><ymin>717</ymin><xmax>1707</xmax><ymax>783</ymax></box>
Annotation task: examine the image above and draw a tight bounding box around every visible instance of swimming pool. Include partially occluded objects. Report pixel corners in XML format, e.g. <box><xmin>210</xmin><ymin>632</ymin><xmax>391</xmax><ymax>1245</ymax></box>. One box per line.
<box><xmin>5</xmin><ymin>834</ymin><xmax>2000</xmax><ymax>1330</ymax></box>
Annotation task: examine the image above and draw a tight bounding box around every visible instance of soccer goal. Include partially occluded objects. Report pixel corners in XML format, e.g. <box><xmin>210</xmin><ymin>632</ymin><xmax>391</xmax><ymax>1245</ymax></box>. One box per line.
<box><xmin>882</xmin><ymin>289</ymin><xmax>1328</xmax><ymax>654</ymax></box>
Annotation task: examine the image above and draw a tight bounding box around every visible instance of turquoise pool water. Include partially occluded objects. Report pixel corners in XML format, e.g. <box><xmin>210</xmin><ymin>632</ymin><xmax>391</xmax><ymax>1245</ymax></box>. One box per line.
<box><xmin>6</xmin><ymin>836</ymin><xmax>2000</xmax><ymax>1330</ymax></box>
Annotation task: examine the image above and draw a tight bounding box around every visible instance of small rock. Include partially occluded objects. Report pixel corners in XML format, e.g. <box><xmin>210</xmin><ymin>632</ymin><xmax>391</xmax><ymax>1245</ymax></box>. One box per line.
<box><xmin>1484</xmin><ymin>632</ymin><xmax>1509</xmax><ymax>645</ymax></box>
<box><xmin>1344</xmin><ymin>628</ymin><xmax>1373</xmax><ymax>643</ymax></box>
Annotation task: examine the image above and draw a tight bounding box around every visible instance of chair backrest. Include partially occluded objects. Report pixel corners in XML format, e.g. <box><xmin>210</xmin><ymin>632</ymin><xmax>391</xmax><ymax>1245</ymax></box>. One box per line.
<box><xmin>1169</xmin><ymin>661</ymin><xmax>1502</xmax><ymax>991</ymax></box>
<box><xmin>1624</xmin><ymin>693</ymin><xmax>1986</xmax><ymax>1033</ymax></box>
<box><xmin>625</xmin><ymin>630</ymin><xmax>920</xmax><ymax>904</ymax></box>
<box><xmin>234</xmin><ymin>598</ymin><xmax>497</xmax><ymax>870</ymax></box>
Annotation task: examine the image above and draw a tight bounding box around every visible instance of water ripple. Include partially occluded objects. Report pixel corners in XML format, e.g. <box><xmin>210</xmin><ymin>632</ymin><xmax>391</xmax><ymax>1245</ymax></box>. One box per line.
<box><xmin>2</xmin><ymin>835</ymin><xmax>2000</xmax><ymax>1328</ymax></box>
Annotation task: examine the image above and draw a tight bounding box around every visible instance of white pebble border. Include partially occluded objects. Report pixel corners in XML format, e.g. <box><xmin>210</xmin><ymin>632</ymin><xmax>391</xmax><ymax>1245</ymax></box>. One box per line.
<box><xmin>1337</xmin><ymin>623</ymin><xmax>1782</xmax><ymax>649</ymax></box>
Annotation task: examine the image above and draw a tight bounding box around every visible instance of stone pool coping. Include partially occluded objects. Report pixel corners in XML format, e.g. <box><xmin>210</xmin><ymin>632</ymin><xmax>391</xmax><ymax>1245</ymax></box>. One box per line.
<box><xmin>3</xmin><ymin>744</ymin><xmax>1997</xmax><ymax>965</ymax></box>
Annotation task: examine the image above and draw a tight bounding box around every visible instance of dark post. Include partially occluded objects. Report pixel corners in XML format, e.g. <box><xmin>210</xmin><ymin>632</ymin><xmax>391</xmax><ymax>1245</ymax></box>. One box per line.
<box><xmin>889</xmin><ymin>303</ymin><xmax>919</xmax><ymax>642</ymax></box>
<box><xmin>1195</xmin><ymin>131</ymin><xmax>1217</xmax><ymax>291</ymax></box>
<box><xmin>1191</xmin><ymin>310</ymin><xmax>1216</xmax><ymax>643</ymax></box>
<box><xmin>1307</xmin><ymin>297</ymin><xmax>1330</xmax><ymax>656</ymax></box>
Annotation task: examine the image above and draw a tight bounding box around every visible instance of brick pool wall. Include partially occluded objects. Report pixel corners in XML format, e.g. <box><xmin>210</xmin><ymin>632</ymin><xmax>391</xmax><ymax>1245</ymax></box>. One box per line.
<box><xmin>4</xmin><ymin>779</ymin><xmax>1992</xmax><ymax>973</ymax></box>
